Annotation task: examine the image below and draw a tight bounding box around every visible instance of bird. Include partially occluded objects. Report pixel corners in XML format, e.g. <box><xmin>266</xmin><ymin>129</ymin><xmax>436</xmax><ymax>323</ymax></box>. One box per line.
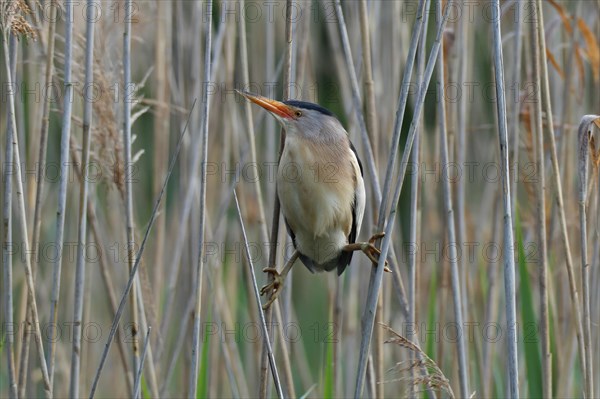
<box><xmin>238</xmin><ymin>90</ymin><xmax>388</xmax><ymax>309</ymax></box>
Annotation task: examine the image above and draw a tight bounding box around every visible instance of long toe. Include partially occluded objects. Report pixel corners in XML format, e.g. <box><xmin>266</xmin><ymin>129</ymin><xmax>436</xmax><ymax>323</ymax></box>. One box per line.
<box><xmin>262</xmin><ymin>289</ymin><xmax>281</xmax><ymax>310</ymax></box>
<box><xmin>262</xmin><ymin>267</ymin><xmax>279</xmax><ymax>274</ymax></box>
<box><xmin>361</xmin><ymin>243</ymin><xmax>380</xmax><ymax>266</ymax></box>
<box><xmin>361</xmin><ymin>242</ymin><xmax>391</xmax><ymax>271</ymax></box>
<box><xmin>368</xmin><ymin>232</ymin><xmax>386</xmax><ymax>245</ymax></box>
<box><xmin>260</xmin><ymin>280</ymin><xmax>283</xmax><ymax>310</ymax></box>
<box><xmin>260</xmin><ymin>283</ymin><xmax>273</xmax><ymax>297</ymax></box>
<box><xmin>260</xmin><ymin>273</ymin><xmax>285</xmax><ymax>309</ymax></box>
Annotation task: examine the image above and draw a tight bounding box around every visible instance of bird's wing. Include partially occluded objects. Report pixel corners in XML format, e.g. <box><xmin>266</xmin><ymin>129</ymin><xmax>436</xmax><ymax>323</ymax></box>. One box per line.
<box><xmin>350</xmin><ymin>140</ymin><xmax>364</xmax><ymax>176</ymax></box>
<box><xmin>337</xmin><ymin>141</ymin><xmax>366</xmax><ymax>276</ymax></box>
<box><xmin>284</xmin><ymin>216</ymin><xmax>317</xmax><ymax>273</ymax></box>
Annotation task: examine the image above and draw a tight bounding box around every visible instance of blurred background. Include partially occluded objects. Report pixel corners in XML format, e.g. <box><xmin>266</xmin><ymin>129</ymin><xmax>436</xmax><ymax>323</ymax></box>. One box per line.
<box><xmin>1</xmin><ymin>0</ymin><xmax>599</xmax><ymax>397</ymax></box>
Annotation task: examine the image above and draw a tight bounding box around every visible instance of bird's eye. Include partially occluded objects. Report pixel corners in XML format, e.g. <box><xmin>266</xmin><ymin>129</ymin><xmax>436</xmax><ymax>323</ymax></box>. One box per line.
<box><xmin>295</xmin><ymin>110</ymin><xmax>302</xmax><ymax>117</ymax></box>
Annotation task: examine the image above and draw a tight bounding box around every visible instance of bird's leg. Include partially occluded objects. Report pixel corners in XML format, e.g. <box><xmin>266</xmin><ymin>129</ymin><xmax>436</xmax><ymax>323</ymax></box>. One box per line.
<box><xmin>260</xmin><ymin>250</ymin><xmax>300</xmax><ymax>310</ymax></box>
<box><xmin>342</xmin><ymin>232</ymin><xmax>391</xmax><ymax>272</ymax></box>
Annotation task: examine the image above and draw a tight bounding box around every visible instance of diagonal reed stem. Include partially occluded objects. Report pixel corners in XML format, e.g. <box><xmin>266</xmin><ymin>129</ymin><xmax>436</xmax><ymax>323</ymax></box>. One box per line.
<box><xmin>234</xmin><ymin>190</ymin><xmax>284</xmax><ymax>398</ymax></box>
<box><xmin>88</xmin><ymin>100</ymin><xmax>196</xmax><ymax>399</ymax></box>
<box><xmin>333</xmin><ymin>0</ymin><xmax>410</xmax><ymax>320</ymax></box>
<box><xmin>157</xmin><ymin>4</ymin><xmax>229</xmax><ymax>349</ymax></box>
<box><xmin>354</xmin><ymin>0</ymin><xmax>453</xmax><ymax>395</ymax></box>
<box><xmin>69</xmin><ymin>136</ymin><xmax>134</xmax><ymax>394</ymax></box>
<box><xmin>133</xmin><ymin>327</ymin><xmax>152</xmax><ymax>399</ymax></box>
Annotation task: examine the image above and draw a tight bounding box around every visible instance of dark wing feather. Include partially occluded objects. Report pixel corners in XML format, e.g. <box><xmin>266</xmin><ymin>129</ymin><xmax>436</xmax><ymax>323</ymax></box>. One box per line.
<box><xmin>349</xmin><ymin>140</ymin><xmax>364</xmax><ymax>176</ymax></box>
<box><xmin>337</xmin><ymin>140</ymin><xmax>363</xmax><ymax>276</ymax></box>
<box><xmin>283</xmin><ymin>216</ymin><xmax>296</xmax><ymax>245</ymax></box>
<box><xmin>283</xmin><ymin>217</ymin><xmax>317</xmax><ymax>274</ymax></box>
<box><xmin>336</xmin><ymin>194</ymin><xmax>358</xmax><ymax>276</ymax></box>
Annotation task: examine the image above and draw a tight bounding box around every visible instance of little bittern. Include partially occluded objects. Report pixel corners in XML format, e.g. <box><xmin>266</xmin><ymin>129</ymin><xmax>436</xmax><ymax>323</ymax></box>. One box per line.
<box><xmin>238</xmin><ymin>91</ymin><xmax>388</xmax><ymax>309</ymax></box>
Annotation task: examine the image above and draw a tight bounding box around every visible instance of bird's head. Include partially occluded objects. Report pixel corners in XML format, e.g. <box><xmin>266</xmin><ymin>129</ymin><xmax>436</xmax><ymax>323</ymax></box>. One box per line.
<box><xmin>237</xmin><ymin>90</ymin><xmax>345</xmax><ymax>142</ymax></box>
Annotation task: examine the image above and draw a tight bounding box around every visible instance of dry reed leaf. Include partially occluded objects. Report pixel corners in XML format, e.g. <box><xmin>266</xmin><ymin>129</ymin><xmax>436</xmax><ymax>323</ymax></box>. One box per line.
<box><xmin>591</xmin><ymin>117</ymin><xmax>600</xmax><ymax>169</ymax></box>
<box><xmin>577</xmin><ymin>18</ymin><xmax>600</xmax><ymax>81</ymax></box>
<box><xmin>546</xmin><ymin>48</ymin><xmax>565</xmax><ymax>78</ymax></box>
<box><xmin>575</xmin><ymin>46</ymin><xmax>586</xmax><ymax>93</ymax></box>
<box><xmin>547</xmin><ymin>0</ymin><xmax>573</xmax><ymax>33</ymax></box>
<box><xmin>546</xmin><ymin>1</ymin><xmax>588</xmax><ymax>90</ymax></box>
<box><xmin>591</xmin><ymin>139</ymin><xmax>599</xmax><ymax>169</ymax></box>
<box><xmin>520</xmin><ymin>108</ymin><xmax>534</xmax><ymax>155</ymax></box>
<box><xmin>519</xmin><ymin>108</ymin><xmax>537</xmax><ymax>205</ymax></box>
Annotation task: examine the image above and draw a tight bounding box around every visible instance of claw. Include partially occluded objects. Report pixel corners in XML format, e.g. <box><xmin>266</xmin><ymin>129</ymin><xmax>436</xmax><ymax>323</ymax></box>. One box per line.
<box><xmin>261</xmin><ymin>293</ymin><xmax>279</xmax><ymax>310</ymax></box>
<box><xmin>260</xmin><ymin>268</ymin><xmax>284</xmax><ymax>309</ymax></box>
<box><xmin>361</xmin><ymin>239</ymin><xmax>391</xmax><ymax>272</ymax></box>
<box><xmin>262</xmin><ymin>267</ymin><xmax>279</xmax><ymax>274</ymax></box>
<box><xmin>368</xmin><ymin>232</ymin><xmax>385</xmax><ymax>245</ymax></box>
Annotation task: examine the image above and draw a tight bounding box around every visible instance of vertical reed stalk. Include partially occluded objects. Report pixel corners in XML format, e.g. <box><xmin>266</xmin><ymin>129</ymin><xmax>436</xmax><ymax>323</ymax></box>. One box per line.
<box><xmin>436</xmin><ymin>2</ymin><xmax>469</xmax><ymax>394</ymax></box>
<box><xmin>374</xmin><ymin>0</ymin><xmax>426</xmax><ymax>229</ymax></box>
<box><xmin>69</xmin><ymin>0</ymin><xmax>95</xmax><ymax>396</ymax></box>
<box><xmin>157</xmin><ymin>7</ymin><xmax>228</xmax><ymax>347</ymax></box>
<box><xmin>48</xmin><ymin>0</ymin><xmax>75</xmax><ymax>388</ymax></box>
<box><xmin>535</xmin><ymin>0</ymin><xmax>586</xmax><ymax>393</ymax></box>
<box><xmin>558</xmin><ymin>2</ymin><xmax>582</xmax><ymax>200</ymax></box>
<box><xmin>359</xmin><ymin>0</ymin><xmax>378</xmax><ymax>163</ymax></box>
<box><xmin>578</xmin><ymin>115</ymin><xmax>598</xmax><ymax>399</ymax></box>
<box><xmin>152</xmin><ymin>0</ymin><xmax>171</xmax><ymax>298</ymax></box>
<box><xmin>455</xmin><ymin>0</ymin><xmax>469</xmax><ymax>324</ymax></box>
<box><xmin>358</xmin><ymin>1</ymin><xmax>384</xmax><ymax>395</ymax></box>
<box><xmin>18</xmin><ymin>1</ymin><xmax>57</xmax><ymax>393</ymax></box>
<box><xmin>333</xmin><ymin>0</ymin><xmax>420</xmax><ymax>317</ymax></box>
<box><xmin>528</xmin><ymin>2</ymin><xmax>551</xmax><ymax>395</ymax></box>
<box><xmin>491</xmin><ymin>0</ymin><xmax>519</xmax><ymax>396</ymax></box>
<box><xmin>510</xmin><ymin>0</ymin><xmax>522</xmax><ymax>216</ymax></box>
<box><xmin>3</xmin><ymin>33</ymin><xmax>18</xmax><ymax>399</ymax></box>
<box><xmin>408</xmin><ymin>1</ymin><xmax>434</xmax><ymax>396</ymax></box>
<box><xmin>333</xmin><ymin>0</ymin><xmax>409</xmax><ymax>318</ymax></box>
<box><xmin>122</xmin><ymin>0</ymin><xmax>140</xmax><ymax>391</ymax></box>
<box><xmin>2</xmin><ymin>28</ymin><xmax>52</xmax><ymax>398</ymax></box>
<box><xmin>333</xmin><ymin>0</ymin><xmax>379</xmax><ymax>200</ymax></box>
<box><xmin>259</xmin><ymin>1</ymin><xmax>294</xmax><ymax>396</ymax></box>
<box><xmin>482</xmin><ymin>195</ymin><xmax>501</xmax><ymax>397</ymax></box>
<box><xmin>238</xmin><ymin>0</ymin><xmax>270</xmax><ymax>246</ymax></box>
<box><xmin>188</xmin><ymin>0</ymin><xmax>213</xmax><ymax>394</ymax></box>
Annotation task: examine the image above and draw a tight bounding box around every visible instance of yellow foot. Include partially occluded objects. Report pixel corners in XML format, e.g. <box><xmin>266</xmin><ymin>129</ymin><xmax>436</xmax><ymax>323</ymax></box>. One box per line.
<box><xmin>260</xmin><ymin>267</ymin><xmax>285</xmax><ymax>310</ymax></box>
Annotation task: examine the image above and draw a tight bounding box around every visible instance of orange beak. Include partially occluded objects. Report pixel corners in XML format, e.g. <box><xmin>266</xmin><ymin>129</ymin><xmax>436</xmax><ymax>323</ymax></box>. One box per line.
<box><xmin>236</xmin><ymin>90</ymin><xmax>294</xmax><ymax>119</ymax></box>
